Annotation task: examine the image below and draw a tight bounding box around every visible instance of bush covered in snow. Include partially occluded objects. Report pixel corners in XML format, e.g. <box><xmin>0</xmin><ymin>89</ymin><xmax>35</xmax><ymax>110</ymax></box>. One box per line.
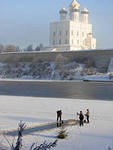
<box><xmin>57</xmin><ymin>126</ymin><xmax>68</xmax><ymax>139</ymax></box>
<box><xmin>0</xmin><ymin>61</ymin><xmax>99</xmax><ymax>80</ymax></box>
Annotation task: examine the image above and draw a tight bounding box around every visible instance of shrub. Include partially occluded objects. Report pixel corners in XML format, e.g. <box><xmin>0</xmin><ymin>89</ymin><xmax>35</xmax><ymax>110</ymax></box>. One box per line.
<box><xmin>4</xmin><ymin>121</ymin><xmax>57</xmax><ymax>150</ymax></box>
<box><xmin>57</xmin><ymin>126</ymin><xmax>68</xmax><ymax>139</ymax></box>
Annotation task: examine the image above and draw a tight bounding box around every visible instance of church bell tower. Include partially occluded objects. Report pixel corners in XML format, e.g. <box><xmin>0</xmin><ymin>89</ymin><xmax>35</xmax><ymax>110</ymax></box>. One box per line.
<box><xmin>69</xmin><ymin>0</ymin><xmax>80</xmax><ymax>22</ymax></box>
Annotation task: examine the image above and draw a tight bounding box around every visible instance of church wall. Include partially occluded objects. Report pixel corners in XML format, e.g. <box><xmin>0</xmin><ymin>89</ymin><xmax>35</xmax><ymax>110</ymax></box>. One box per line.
<box><xmin>50</xmin><ymin>21</ymin><xmax>70</xmax><ymax>48</ymax></box>
<box><xmin>70</xmin><ymin>21</ymin><xmax>80</xmax><ymax>47</ymax></box>
<box><xmin>50</xmin><ymin>18</ymin><xmax>95</xmax><ymax>51</ymax></box>
<box><xmin>49</xmin><ymin>9</ymin><xmax>96</xmax><ymax>50</ymax></box>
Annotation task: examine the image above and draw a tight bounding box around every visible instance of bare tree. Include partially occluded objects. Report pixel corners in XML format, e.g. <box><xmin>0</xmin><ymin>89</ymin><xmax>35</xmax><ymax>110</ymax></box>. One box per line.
<box><xmin>12</xmin><ymin>121</ymin><xmax>26</xmax><ymax>150</ymax></box>
<box><xmin>26</xmin><ymin>45</ymin><xmax>33</xmax><ymax>51</ymax></box>
<box><xmin>4</xmin><ymin>121</ymin><xmax>57</xmax><ymax>150</ymax></box>
<box><xmin>35</xmin><ymin>46</ymin><xmax>40</xmax><ymax>51</ymax></box>
<box><xmin>0</xmin><ymin>44</ymin><xmax>4</xmax><ymax>52</ymax></box>
<box><xmin>16</xmin><ymin>46</ymin><xmax>21</xmax><ymax>52</ymax></box>
<box><xmin>4</xmin><ymin>44</ymin><xmax>17</xmax><ymax>52</ymax></box>
<box><xmin>29</xmin><ymin>140</ymin><xmax>57</xmax><ymax>150</ymax></box>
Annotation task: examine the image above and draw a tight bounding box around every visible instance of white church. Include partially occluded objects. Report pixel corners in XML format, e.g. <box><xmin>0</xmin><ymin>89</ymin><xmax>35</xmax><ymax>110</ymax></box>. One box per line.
<box><xmin>49</xmin><ymin>0</ymin><xmax>96</xmax><ymax>51</ymax></box>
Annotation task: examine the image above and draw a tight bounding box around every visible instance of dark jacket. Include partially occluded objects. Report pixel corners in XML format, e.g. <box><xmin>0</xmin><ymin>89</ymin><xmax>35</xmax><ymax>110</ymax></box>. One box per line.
<box><xmin>57</xmin><ymin>110</ymin><xmax>62</xmax><ymax>116</ymax></box>
<box><xmin>79</xmin><ymin>114</ymin><xmax>84</xmax><ymax>120</ymax></box>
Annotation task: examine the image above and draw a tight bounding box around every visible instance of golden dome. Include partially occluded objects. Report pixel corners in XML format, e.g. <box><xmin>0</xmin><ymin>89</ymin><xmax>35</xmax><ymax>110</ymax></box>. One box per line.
<box><xmin>69</xmin><ymin>0</ymin><xmax>80</xmax><ymax>11</ymax></box>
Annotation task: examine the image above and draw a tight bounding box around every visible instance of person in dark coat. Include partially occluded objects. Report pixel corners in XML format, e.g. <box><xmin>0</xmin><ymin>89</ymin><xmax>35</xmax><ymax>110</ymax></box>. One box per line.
<box><xmin>57</xmin><ymin>110</ymin><xmax>62</xmax><ymax>126</ymax></box>
<box><xmin>85</xmin><ymin>109</ymin><xmax>90</xmax><ymax>123</ymax></box>
<box><xmin>77</xmin><ymin>111</ymin><xmax>84</xmax><ymax>126</ymax></box>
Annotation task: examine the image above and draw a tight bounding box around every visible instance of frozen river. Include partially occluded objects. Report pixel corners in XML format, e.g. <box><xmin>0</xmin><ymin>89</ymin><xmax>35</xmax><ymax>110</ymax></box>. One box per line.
<box><xmin>0</xmin><ymin>80</ymin><xmax>113</xmax><ymax>100</ymax></box>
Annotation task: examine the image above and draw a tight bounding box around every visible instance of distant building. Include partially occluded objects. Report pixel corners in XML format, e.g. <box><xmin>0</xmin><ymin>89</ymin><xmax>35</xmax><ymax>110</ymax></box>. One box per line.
<box><xmin>49</xmin><ymin>0</ymin><xmax>96</xmax><ymax>51</ymax></box>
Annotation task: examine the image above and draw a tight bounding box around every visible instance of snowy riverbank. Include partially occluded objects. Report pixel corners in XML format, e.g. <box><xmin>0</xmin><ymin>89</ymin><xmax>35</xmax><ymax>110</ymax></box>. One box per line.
<box><xmin>0</xmin><ymin>96</ymin><xmax>113</xmax><ymax>150</ymax></box>
<box><xmin>0</xmin><ymin>60</ymin><xmax>113</xmax><ymax>81</ymax></box>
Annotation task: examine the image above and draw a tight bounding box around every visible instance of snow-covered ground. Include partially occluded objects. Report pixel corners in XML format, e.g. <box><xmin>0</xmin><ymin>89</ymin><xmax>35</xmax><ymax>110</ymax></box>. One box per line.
<box><xmin>0</xmin><ymin>60</ymin><xmax>113</xmax><ymax>81</ymax></box>
<box><xmin>0</xmin><ymin>96</ymin><xmax>113</xmax><ymax>150</ymax></box>
<box><xmin>83</xmin><ymin>74</ymin><xmax>113</xmax><ymax>81</ymax></box>
<box><xmin>0</xmin><ymin>61</ymin><xmax>113</xmax><ymax>81</ymax></box>
<box><xmin>0</xmin><ymin>61</ymin><xmax>96</xmax><ymax>80</ymax></box>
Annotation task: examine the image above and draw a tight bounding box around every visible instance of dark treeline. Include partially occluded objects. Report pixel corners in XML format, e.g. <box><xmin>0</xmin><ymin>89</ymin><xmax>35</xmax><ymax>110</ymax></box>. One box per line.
<box><xmin>0</xmin><ymin>43</ymin><xmax>44</xmax><ymax>52</ymax></box>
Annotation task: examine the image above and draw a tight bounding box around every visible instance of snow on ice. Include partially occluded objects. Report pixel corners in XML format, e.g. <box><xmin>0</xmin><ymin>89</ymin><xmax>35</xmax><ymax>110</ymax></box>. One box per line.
<box><xmin>0</xmin><ymin>96</ymin><xmax>113</xmax><ymax>150</ymax></box>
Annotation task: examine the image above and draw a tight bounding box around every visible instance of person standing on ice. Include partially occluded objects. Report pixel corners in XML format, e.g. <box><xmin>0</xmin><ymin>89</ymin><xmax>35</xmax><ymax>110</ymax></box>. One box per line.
<box><xmin>57</xmin><ymin>110</ymin><xmax>62</xmax><ymax>126</ymax></box>
<box><xmin>77</xmin><ymin>111</ymin><xmax>84</xmax><ymax>126</ymax></box>
<box><xmin>85</xmin><ymin>109</ymin><xmax>90</xmax><ymax>123</ymax></box>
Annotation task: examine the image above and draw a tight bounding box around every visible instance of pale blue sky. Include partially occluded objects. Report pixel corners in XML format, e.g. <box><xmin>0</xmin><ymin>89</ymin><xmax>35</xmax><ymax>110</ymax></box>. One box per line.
<box><xmin>0</xmin><ymin>0</ymin><xmax>113</xmax><ymax>49</ymax></box>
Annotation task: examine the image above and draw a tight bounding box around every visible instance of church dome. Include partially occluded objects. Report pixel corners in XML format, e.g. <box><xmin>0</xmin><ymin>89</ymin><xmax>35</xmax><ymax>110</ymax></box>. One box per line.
<box><xmin>69</xmin><ymin>0</ymin><xmax>80</xmax><ymax>11</ymax></box>
<box><xmin>81</xmin><ymin>7</ymin><xmax>89</xmax><ymax>14</ymax></box>
<box><xmin>59</xmin><ymin>8</ymin><xmax>67</xmax><ymax>14</ymax></box>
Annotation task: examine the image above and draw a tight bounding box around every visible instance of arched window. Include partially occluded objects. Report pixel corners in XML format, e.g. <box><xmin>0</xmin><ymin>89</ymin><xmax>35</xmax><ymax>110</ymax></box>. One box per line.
<box><xmin>59</xmin><ymin>31</ymin><xmax>62</xmax><ymax>36</ymax></box>
<box><xmin>53</xmin><ymin>32</ymin><xmax>55</xmax><ymax>36</ymax></box>
<box><xmin>72</xmin><ymin>39</ymin><xmax>73</xmax><ymax>44</ymax></box>
<box><xmin>82</xmin><ymin>32</ymin><xmax>84</xmax><ymax>37</ymax></box>
<box><xmin>59</xmin><ymin>39</ymin><xmax>61</xmax><ymax>44</ymax></box>
<box><xmin>77</xmin><ymin>31</ymin><xmax>79</xmax><ymax>36</ymax></box>
<box><xmin>77</xmin><ymin>40</ymin><xmax>79</xmax><ymax>44</ymax></box>
<box><xmin>53</xmin><ymin>40</ymin><xmax>55</xmax><ymax>45</ymax></box>
<box><xmin>71</xmin><ymin>30</ymin><xmax>73</xmax><ymax>35</ymax></box>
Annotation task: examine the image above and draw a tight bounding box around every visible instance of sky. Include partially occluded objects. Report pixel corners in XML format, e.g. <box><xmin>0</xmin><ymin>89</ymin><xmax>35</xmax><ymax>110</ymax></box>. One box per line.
<box><xmin>0</xmin><ymin>0</ymin><xmax>113</xmax><ymax>49</ymax></box>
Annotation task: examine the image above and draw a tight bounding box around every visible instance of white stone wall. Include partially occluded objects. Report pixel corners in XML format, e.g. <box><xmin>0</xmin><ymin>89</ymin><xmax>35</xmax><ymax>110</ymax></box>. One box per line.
<box><xmin>70</xmin><ymin>11</ymin><xmax>79</xmax><ymax>22</ymax></box>
<box><xmin>50</xmin><ymin>21</ymin><xmax>70</xmax><ymax>51</ymax></box>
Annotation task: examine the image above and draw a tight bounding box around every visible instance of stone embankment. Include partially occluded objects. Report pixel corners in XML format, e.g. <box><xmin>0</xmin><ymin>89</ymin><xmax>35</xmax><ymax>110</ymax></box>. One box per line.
<box><xmin>0</xmin><ymin>49</ymin><xmax>112</xmax><ymax>79</ymax></box>
<box><xmin>0</xmin><ymin>49</ymin><xmax>113</xmax><ymax>70</ymax></box>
